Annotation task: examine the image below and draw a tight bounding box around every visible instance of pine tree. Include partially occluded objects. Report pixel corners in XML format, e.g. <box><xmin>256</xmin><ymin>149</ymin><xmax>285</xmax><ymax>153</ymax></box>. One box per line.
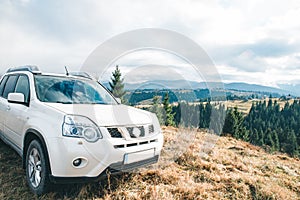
<box><xmin>149</xmin><ymin>96</ymin><xmax>164</xmax><ymax>125</ymax></box>
<box><xmin>109</xmin><ymin>65</ymin><xmax>126</xmax><ymax>102</ymax></box>
<box><xmin>222</xmin><ymin>107</ymin><xmax>248</xmax><ymax>141</ymax></box>
<box><xmin>198</xmin><ymin>103</ymin><xmax>205</xmax><ymax>128</ymax></box>
<box><xmin>163</xmin><ymin>92</ymin><xmax>175</xmax><ymax>126</ymax></box>
<box><xmin>257</xmin><ymin>128</ymin><xmax>264</xmax><ymax>146</ymax></box>
<box><xmin>285</xmin><ymin>130</ymin><xmax>299</xmax><ymax>157</ymax></box>
<box><xmin>222</xmin><ymin>109</ymin><xmax>235</xmax><ymax>135</ymax></box>
<box><xmin>173</xmin><ymin>103</ymin><xmax>181</xmax><ymax>126</ymax></box>
<box><xmin>272</xmin><ymin>130</ymin><xmax>280</xmax><ymax>151</ymax></box>
<box><xmin>232</xmin><ymin>107</ymin><xmax>249</xmax><ymax>141</ymax></box>
<box><xmin>264</xmin><ymin>128</ymin><xmax>274</xmax><ymax>148</ymax></box>
<box><xmin>204</xmin><ymin>102</ymin><xmax>212</xmax><ymax>128</ymax></box>
<box><xmin>250</xmin><ymin>128</ymin><xmax>259</xmax><ymax>145</ymax></box>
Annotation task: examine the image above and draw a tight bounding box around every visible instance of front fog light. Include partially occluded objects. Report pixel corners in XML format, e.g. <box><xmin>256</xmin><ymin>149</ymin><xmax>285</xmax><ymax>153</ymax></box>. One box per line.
<box><xmin>73</xmin><ymin>158</ymin><xmax>82</xmax><ymax>167</ymax></box>
<box><xmin>72</xmin><ymin>157</ymin><xmax>88</xmax><ymax>168</ymax></box>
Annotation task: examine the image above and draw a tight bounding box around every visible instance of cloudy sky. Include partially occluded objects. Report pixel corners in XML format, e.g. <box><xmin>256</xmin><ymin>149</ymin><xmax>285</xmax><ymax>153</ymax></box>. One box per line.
<box><xmin>1</xmin><ymin>0</ymin><xmax>300</xmax><ymax>88</ymax></box>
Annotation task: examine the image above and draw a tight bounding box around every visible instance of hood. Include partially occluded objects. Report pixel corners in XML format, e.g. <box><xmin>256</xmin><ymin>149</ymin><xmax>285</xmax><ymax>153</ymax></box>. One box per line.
<box><xmin>44</xmin><ymin>103</ymin><xmax>153</xmax><ymax>126</ymax></box>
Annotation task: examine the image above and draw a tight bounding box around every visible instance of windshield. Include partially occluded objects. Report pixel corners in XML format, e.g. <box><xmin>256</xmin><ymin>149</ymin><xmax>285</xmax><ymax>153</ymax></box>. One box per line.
<box><xmin>34</xmin><ymin>75</ymin><xmax>117</xmax><ymax>105</ymax></box>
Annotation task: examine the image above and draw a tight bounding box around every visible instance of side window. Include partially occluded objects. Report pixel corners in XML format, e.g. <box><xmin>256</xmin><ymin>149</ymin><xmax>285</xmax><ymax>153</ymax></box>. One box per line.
<box><xmin>0</xmin><ymin>75</ymin><xmax>9</xmax><ymax>97</ymax></box>
<box><xmin>15</xmin><ymin>75</ymin><xmax>30</xmax><ymax>102</ymax></box>
<box><xmin>2</xmin><ymin>75</ymin><xmax>18</xmax><ymax>99</ymax></box>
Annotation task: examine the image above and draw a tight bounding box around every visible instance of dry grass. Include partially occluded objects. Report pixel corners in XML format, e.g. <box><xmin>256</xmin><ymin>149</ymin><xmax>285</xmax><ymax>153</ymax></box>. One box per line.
<box><xmin>137</xmin><ymin>98</ymin><xmax>294</xmax><ymax>115</ymax></box>
<box><xmin>0</xmin><ymin>126</ymin><xmax>299</xmax><ymax>199</ymax></box>
<box><xmin>225</xmin><ymin>98</ymin><xmax>295</xmax><ymax>114</ymax></box>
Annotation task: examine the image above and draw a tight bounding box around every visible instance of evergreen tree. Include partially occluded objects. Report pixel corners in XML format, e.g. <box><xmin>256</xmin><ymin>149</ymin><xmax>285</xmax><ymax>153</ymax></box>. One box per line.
<box><xmin>264</xmin><ymin>128</ymin><xmax>278</xmax><ymax>152</ymax></box>
<box><xmin>203</xmin><ymin>102</ymin><xmax>212</xmax><ymax>128</ymax></box>
<box><xmin>163</xmin><ymin>92</ymin><xmax>175</xmax><ymax>126</ymax></box>
<box><xmin>284</xmin><ymin>130</ymin><xmax>299</xmax><ymax>157</ymax></box>
<box><xmin>222</xmin><ymin>109</ymin><xmax>235</xmax><ymax>135</ymax></box>
<box><xmin>264</xmin><ymin>128</ymin><xmax>274</xmax><ymax>147</ymax></box>
<box><xmin>249</xmin><ymin>128</ymin><xmax>259</xmax><ymax>145</ymax></box>
<box><xmin>149</xmin><ymin>96</ymin><xmax>164</xmax><ymax>125</ymax></box>
<box><xmin>109</xmin><ymin>65</ymin><xmax>126</xmax><ymax>102</ymax></box>
<box><xmin>272</xmin><ymin>130</ymin><xmax>280</xmax><ymax>151</ymax></box>
<box><xmin>173</xmin><ymin>103</ymin><xmax>181</xmax><ymax>126</ymax></box>
<box><xmin>198</xmin><ymin>103</ymin><xmax>205</xmax><ymax>128</ymax></box>
<box><xmin>257</xmin><ymin>128</ymin><xmax>264</xmax><ymax>146</ymax></box>
<box><xmin>223</xmin><ymin>107</ymin><xmax>248</xmax><ymax>141</ymax></box>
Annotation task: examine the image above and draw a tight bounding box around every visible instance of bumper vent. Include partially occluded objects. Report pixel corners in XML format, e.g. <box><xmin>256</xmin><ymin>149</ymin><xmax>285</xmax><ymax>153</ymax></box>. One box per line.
<box><xmin>107</xmin><ymin>128</ymin><xmax>122</xmax><ymax>138</ymax></box>
<box><xmin>114</xmin><ymin>139</ymin><xmax>158</xmax><ymax>149</ymax></box>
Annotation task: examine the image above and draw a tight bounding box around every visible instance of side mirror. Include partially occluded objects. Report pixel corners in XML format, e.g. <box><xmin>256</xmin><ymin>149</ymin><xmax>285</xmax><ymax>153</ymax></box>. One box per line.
<box><xmin>115</xmin><ymin>98</ymin><xmax>121</xmax><ymax>104</ymax></box>
<box><xmin>8</xmin><ymin>93</ymin><xmax>25</xmax><ymax>104</ymax></box>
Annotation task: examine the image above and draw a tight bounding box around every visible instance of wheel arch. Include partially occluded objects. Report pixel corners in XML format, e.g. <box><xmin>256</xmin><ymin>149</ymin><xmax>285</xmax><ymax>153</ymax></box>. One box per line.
<box><xmin>23</xmin><ymin>129</ymin><xmax>52</xmax><ymax>174</ymax></box>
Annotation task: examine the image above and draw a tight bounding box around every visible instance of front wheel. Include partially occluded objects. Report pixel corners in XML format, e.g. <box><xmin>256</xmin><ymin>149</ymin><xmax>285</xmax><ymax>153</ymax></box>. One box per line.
<box><xmin>25</xmin><ymin>140</ymin><xmax>51</xmax><ymax>195</ymax></box>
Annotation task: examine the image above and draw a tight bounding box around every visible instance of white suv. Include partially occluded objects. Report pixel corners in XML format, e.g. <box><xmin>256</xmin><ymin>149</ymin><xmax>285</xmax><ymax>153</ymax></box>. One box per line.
<box><xmin>0</xmin><ymin>66</ymin><xmax>163</xmax><ymax>195</ymax></box>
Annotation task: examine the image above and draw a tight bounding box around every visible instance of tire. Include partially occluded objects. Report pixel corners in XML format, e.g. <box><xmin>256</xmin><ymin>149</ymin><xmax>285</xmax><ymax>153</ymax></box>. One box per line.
<box><xmin>25</xmin><ymin>139</ymin><xmax>51</xmax><ymax>195</ymax></box>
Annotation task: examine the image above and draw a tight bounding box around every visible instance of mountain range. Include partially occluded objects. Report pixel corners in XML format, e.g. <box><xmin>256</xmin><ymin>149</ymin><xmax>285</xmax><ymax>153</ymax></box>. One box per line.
<box><xmin>102</xmin><ymin>80</ymin><xmax>294</xmax><ymax>96</ymax></box>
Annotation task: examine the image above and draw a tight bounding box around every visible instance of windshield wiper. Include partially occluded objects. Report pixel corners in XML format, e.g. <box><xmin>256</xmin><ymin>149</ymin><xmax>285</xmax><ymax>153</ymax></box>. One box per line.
<box><xmin>79</xmin><ymin>102</ymin><xmax>106</xmax><ymax>104</ymax></box>
<box><xmin>55</xmin><ymin>101</ymin><xmax>73</xmax><ymax>104</ymax></box>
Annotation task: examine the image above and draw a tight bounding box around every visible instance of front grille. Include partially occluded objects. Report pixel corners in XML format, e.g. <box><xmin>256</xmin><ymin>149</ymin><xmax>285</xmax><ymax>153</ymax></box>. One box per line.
<box><xmin>148</xmin><ymin>124</ymin><xmax>154</xmax><ymax>133</ymax></box>
<box><xmin>127</xmin><ymin>126</ymin><xmax>145</xmax><ymax>138</ymax></box>
<box><xmin>107</xmin><ymin>128</ymin><xmax>123</xmax><ymax>138</ymax></box>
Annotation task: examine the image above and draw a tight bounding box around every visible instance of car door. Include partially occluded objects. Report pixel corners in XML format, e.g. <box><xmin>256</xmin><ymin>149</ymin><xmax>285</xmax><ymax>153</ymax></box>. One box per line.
<box><xmin>0</xmin><ymin>75</ymin><xmax>9</xmax><ymax>133</ymax></box>
<box><xmin>0</xmin><ymin>74</ymin><xmax>19</xmax><ymax>144</ymax></box>
<box><xmin>4</xmin><ymin>75</ymin><xmax>30</xmax><ymax>149</ymax></box>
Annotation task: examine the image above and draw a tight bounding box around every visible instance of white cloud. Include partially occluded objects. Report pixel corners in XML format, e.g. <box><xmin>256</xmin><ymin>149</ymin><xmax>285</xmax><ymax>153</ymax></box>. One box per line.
<box><xmin>99</xmin><ymin>50</ymin><xmax>206</xmax><ymax>83</ymax></box>
<box><xmin>228</xmin><ymin>50</ymin><xmax>267</xmax><ymax>72</ymax></box>
<box><xmin>1</xmin><ymin>0</ymin><xmax>300</xmax><ymax>86</ymax></box>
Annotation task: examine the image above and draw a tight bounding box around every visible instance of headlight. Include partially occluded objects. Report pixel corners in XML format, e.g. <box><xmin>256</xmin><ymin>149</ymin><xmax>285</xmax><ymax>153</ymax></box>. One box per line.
<box><xmin>62</xmin><ymin>115</ymin><xmax>102</xmax><ymax>142</ymax></box>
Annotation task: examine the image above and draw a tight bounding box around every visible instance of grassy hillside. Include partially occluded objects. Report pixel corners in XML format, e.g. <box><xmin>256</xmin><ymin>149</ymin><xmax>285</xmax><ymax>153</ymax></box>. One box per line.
<box><xmin>0</xmin><ymin>127</ymin><xmax>299</xmax><ymax>199</ymax></box>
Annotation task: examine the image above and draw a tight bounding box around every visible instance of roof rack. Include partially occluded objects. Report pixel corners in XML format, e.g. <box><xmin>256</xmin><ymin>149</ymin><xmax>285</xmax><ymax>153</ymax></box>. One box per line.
<box><xmin>7</xmin><ymin>65</ymin><xmax>42</xmax><ymax>74</ymax></box>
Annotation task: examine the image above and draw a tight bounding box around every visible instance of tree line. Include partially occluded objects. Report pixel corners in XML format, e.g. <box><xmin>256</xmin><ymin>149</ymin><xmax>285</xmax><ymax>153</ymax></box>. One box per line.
<box><xmin>149</xmin><ymin>96</ymin><xmax>299</xmax><ymax>157</ymax></box>
<box><xmin>244</xmin><ymin>100</ymin><xmax>300</xmax><ymax>157</ymax></box>
<box><xmin>109</xmin><ymin>65</ymin><xmax>299</xmax><ymax>158</ymax></box>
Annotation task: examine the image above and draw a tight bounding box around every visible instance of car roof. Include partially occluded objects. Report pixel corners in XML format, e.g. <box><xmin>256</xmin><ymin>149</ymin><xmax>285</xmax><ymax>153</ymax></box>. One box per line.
<box><xmin>4</xmin><ymin>66</ymin><xmax>97</xmax><ymax>81</ymax></box>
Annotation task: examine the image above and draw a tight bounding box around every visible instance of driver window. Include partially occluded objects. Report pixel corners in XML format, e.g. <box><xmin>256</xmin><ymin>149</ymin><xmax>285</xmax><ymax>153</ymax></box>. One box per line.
<box><xmin>15</xmin><ymin>75</ymin><xmax>30</xmax><ymax>102</ymax></box>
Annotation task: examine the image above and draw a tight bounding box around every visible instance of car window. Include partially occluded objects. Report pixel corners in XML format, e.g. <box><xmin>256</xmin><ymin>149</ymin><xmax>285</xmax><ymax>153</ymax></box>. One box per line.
<box><xmin>0</xmin><ymin>75</ymin><xmax>9</xmax><ymax>97</ymax></box>
<box><xmin>2</xmin><ymin>75</ymin><xmax>18</xmax><ymax>99</ymax></box>
<box><xmin>15</xmin><ymin>75</ymin><xmax>30</xmax><ymax>102</ymax></box>
<box><xmin>34</xmin><ymin>75</ymin><xmax>117</xmax><ymax>105</ymax></box>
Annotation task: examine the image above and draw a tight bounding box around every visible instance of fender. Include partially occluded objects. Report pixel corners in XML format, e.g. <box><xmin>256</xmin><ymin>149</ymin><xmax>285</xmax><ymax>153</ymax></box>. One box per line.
<box><xmin>23</xmin><ymin>129</ymin><xmax>52</xmax><ymax>174</ymax></box>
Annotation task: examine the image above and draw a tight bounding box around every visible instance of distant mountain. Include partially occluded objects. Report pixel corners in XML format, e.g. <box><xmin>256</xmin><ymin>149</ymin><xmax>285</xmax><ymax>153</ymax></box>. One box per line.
<box><xmin>225</xmin><ymin>82</ymin><xmax>288</xmax><ymax>95</ymax></box>
<box><xmin>101</xmin><ymin>80</ymin><xmax>293</xmax><ymax>96</ymax></box>
<box><xmin>102</xmin><ymin>80</ymin><xmax>207</xmax><ymax>90</ymax></box>
<box><xmin>124</xmin><ymin>80</ymin><xmax>207</xmax><ymax>90</ymax></box>
<box><xmin>277</xmin><ymin>83</ymin><xmax>300</xmax><ymax>96</ymax></box>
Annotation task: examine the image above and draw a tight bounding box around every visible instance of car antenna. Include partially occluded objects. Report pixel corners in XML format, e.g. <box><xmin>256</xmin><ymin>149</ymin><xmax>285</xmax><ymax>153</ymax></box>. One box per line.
<box><xmin>64</xmin><ymin>66</ymin><xmax>69</xmax><ymax>76</ymax></box>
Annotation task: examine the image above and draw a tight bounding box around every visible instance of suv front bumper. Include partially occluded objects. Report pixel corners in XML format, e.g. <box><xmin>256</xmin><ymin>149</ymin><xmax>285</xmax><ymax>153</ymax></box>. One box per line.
<box><xmin>49</xmin><ymin>155</ymin><xmax>159</xmax><ymax>184</ymax></box>
<box><xmin>47</xmin><ymin>133</ymin><xmax>163</xmax><ymax>179</ymax></box>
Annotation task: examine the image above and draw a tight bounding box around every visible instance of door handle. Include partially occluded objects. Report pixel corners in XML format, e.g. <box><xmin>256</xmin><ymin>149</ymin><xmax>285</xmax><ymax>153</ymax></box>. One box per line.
<box><xmin>7</xmin><ymin>105</ymin><xmax>11</xmax><ymax>111</ymax></box>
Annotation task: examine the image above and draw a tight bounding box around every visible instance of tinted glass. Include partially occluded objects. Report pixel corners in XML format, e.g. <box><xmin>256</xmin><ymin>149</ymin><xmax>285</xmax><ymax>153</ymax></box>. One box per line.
<box><xmin>2</xmin><ymin>75</ymin><xmax>18</xmax><ymax>99</ymax></box>
<box><xmin>34</xmin><ymin>75</ymin><xmax>117</xmax><ymax>105</ymax></box>
<box><xmin>15</xmin><ymin>75</ymin><xmax>30</xmax><ymax>102</ymax></box>
<box><xmin>0</xmin><ymin>75</ymin><xmax>8</xmax><ymax>96</ymax></box>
